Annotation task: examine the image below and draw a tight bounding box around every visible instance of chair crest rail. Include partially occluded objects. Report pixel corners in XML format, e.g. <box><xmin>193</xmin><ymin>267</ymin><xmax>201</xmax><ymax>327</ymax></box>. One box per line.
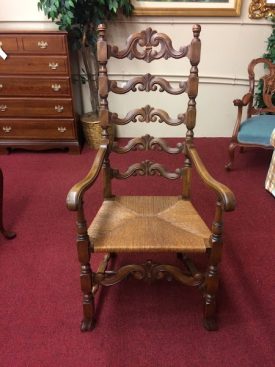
<box><xmin>110</xmin><ymin>105</ymin><xmax>185</xmax><ymax>126</ymax></box>
<box><xmin>111</xmin><ymin>160</ymin><xmax>183</xmax><ymax>180</ymax></box>
<box><xmin>108</xmin><ymin>28</ymin><xmax>189</xmax><ymax>62</ymax></box>
<box><xmin>109</xmin><ymin>74</ymin><xmax>187</xmax><ymax>95</ymax></box>
<box><xmin>112</xmin><ymin>135</ymin><xmax>184</xmax><ymax>154</ymax></box>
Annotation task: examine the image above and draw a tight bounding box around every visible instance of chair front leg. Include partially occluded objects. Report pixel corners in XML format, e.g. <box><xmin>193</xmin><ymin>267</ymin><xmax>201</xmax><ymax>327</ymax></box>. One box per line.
<box><xmin>203</xmin><ymin>200</ymin><xmax>223</xmax><ymax>331</ymax></box>
<box><xmin>225</xmin><ymin>142</ymin><xmax>238</xmax><ymax>171</ymax></box>
<box><xmin>76</xmin><ymin>205</ymin><xmax>95</xmax><ymax>332</ymax></box>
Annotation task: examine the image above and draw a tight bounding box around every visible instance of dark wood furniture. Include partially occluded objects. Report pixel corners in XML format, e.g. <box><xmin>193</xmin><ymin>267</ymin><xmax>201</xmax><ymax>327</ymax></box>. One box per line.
<box><xmin>0</xmin><ymin>31</ymin><xmax>81</xmax><ymax>154</ymax></box>
<box><xmin>225</xmin><ymin>58</ymin><xmax>275</xmax><ymax>170</ymax></box>
<box><xmin>67</xmin><ymin>24</ymin><xmax>236</xmax><ymax>332</ymax></box>
<box><xmin>0</xmin><ymin>168</ymin><xmax>15</xmax><ymax>239</ymax></box>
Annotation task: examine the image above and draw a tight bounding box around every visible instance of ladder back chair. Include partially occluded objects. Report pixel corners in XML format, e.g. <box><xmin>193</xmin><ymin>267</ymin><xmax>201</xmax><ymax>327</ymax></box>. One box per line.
<box><xmin>67</xmin><ymin>24</ymin><xmax>236</xmax><ymax>332</ymax></box>
<box><xmin>225</xmin><ymin>58</ymin><xmax>275</xmax><ymax>170</ymax></box>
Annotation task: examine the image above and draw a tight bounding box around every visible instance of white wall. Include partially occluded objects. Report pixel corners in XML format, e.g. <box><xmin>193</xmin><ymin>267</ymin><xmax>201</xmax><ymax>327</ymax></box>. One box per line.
<box><xmin>0</xmin><ymin>0</ymin><xmax>272</xmax><ymax>137</ymax></box>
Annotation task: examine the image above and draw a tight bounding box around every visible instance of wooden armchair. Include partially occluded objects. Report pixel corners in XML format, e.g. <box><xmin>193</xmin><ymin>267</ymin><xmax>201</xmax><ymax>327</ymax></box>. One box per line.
<box><xmin>67</xmin><ymin>24</ymin><xmax>236</xmax><ymax>332</ymax></box>
<box><xmin>225</xmin><ymin>58</ymin><xmax>275</xmax><ymax>170</ymax></box>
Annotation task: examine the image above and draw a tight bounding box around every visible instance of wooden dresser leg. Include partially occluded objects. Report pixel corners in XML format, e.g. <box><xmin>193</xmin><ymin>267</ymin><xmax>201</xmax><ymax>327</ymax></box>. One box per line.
<box><xmin>0</xmin><ymin>168</ymin><xmax>16</xmax><ymax>239</ymax></box>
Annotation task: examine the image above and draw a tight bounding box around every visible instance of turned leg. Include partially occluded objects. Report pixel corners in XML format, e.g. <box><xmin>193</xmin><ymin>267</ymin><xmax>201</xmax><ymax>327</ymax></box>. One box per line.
<box><xmin>80</xmin><ymin>264</ymin><xmax>96</xmax><ymax>332</ymax></box>
<box><xmin>225</xmin><ymin>142</ymin><xmax>238</xmax><ymax>171</ymax></box>
<box><xmin>76</xmin><ymin>205</ymin><xmax>95</xmax><ymax>332</ymax></box>
<box><xmin>203</xmin><ymin>200</ymin><xmax>223</xmax><ymax>331</ymax></box>
<box><xmin>0</xmin><ymin>168</ymin><xmax>16</xmax><ymax>240</ymax></box>
<box><xmin>203</xmin><ymin>264</ymin><xmax>219</xmax><ymax>331</ymax></box>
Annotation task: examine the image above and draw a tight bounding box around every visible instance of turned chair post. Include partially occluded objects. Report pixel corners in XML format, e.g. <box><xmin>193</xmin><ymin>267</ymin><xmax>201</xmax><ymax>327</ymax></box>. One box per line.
<box><xmin>97</xmin><ymin>24</ymin><xmax>113</xmax><ymax>199</ymax></box>
<box><xmin>76</xmin><ymin>203</ymin><xmax>95</xmax><ymax>331</ymax></box>
<box><xmin>182</xmin><ymin>147</ymin><xmax>192</xmax><ymax>200</ymax></box>
<box><xmin>203</xmin><ymin>199</ymin><xmax>223</xmax><ymax>331</ymax></box>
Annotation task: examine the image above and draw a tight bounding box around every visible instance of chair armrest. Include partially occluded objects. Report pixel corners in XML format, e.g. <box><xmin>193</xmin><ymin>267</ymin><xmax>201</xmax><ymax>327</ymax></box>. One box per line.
<box><xmin>233</xmin><ymin>93</ymin><xmax>253</xmax><ymax>107</ymax></box>
<box><xmin>66</xmin><ymin>145</ymin><xmax>107</xmax><ymax>211</ymax></box>
<box><xmin>231</xmin><ymin>93</ymin><xmax>253</xmax><ymax>141</ymax></box>
<box><xmin>187</xmin><ymin>145</ymin><xmax>236</xmax><ymax>211</ymax></box>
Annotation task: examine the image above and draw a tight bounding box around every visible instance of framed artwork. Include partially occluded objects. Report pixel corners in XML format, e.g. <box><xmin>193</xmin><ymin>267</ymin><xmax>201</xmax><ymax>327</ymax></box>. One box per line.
<box><xmin>132</xmin><ymin>0</ymin><xmax>242</xmax><ymax>17</ymax></box>
<box><xmin>249</xmin><ymin>0</ymin><xmax>275</xmax><ymax>18</ymax></box>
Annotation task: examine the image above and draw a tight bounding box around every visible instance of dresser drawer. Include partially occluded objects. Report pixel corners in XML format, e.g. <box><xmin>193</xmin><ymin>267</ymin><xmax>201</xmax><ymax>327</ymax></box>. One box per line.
<box><xmin>21</xmin><ymin>34</ymin><xmax>67</xmax><ymax>54</ymax></box>
<box><xmin>0</xmin><ymin>36</ymin><xmax>19</xmax><ymax>53</ymax></box>
<box><xmin>0</xmin><ymin>34</ymin><xmax>67</xmax><ymax>54</ymax></box>
<box><xmin>0</xmin><ymin>56</ymin><xmax>69</xmax><ymax>75</ymax></box>
<box><xmin>0</xmin><ymin>119</ymin><xmax>75</xmax><ymax>139</ymax></box>
<box><xmin>0</xmin><ymin>76</ymin><xmax>71</xmax><ymax>97</ymax></box>
<box><xmin>0</xmin><ymin>98</ymin><xmax>74</xmax><ymax>117</ymax></box>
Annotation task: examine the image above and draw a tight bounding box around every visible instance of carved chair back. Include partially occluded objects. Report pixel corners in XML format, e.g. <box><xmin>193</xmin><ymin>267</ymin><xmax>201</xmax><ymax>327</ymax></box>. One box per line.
<box><xmin>96</xmin><ymin>24</ymin><xmax>201</xmax><ymax>193</ymax></box>
<box><xmin>247</xmin><ymin>58</ymin><xmax>275</xmax><ymax>118</ymax></box>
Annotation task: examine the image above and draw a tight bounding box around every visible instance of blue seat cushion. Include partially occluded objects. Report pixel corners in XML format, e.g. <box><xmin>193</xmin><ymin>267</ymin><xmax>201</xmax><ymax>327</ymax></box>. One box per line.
<box><xmin>238</xmin><ymin>114</ymin><xmax>275</xmax><ymax>146</ymax></box>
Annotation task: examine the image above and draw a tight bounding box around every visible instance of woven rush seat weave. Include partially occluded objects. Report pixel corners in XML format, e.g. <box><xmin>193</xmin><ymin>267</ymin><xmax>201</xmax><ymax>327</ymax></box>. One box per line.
<box><xmin>88</xmin><ymin>196</ymin><xmax>211</xmax><ymax>253</ymax></box>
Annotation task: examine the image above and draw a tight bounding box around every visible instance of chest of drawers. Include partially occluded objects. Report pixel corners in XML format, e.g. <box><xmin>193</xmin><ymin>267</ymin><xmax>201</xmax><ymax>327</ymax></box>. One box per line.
<box><xmin>0</xmin><ymin>31</ymin><xmax>82</xmax><ymax>154</ymax></box>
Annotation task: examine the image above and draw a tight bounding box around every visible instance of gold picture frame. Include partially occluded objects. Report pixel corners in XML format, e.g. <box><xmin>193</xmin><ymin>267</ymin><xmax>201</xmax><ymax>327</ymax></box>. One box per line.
<box><xmin>132</xmin><ymin>0</ymin><xmax>242</xmax><ymax>17</ymax></box>
<box><xmin>249</xmin><ymin>0</ymin><xmax>275</xmax><ymax>18</ymax></box>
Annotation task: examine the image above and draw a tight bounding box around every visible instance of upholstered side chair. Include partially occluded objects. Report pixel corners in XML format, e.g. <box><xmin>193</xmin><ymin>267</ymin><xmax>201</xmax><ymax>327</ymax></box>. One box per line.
<box><xmin>67</xmin><ymin>24</ymin><xmax>236</xmax><ymax>332</ymax></box>
<box><xmin>225</xmin><ymin>58</ymin><xmax>275</xmax><ymax>170</ymax></box>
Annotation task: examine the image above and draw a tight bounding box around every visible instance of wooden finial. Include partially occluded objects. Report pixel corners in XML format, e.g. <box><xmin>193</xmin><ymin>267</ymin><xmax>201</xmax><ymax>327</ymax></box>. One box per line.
<box><xmin>97</xmin><ymin>24</ymin><xmax>106</xmax><ymax>39</ymax></box>
<box><xmin>192</xmin><ymin>24</ymin><xmax>201</xmax><ymax>38</ymax></box>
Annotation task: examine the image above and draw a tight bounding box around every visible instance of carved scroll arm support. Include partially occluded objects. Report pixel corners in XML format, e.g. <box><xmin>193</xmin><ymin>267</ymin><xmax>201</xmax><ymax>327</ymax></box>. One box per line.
<box><xmin>232</xmin><ymin>93</ymin><xmax>253</xmax><ymax>140</ymax></box>
<box><xmin>233</xmin><ymin>92</ymin><xmax>253</xmax><ymax>107</ymax></box>
<box><xmin>66</xmin><ymin>145</ymin><xmax>107</xmax><ymax>211</ymax></box>
<box><xmin>187</xmin><ymin>145</ymin><xmax>236</xmax><ymax>212</ymax></box>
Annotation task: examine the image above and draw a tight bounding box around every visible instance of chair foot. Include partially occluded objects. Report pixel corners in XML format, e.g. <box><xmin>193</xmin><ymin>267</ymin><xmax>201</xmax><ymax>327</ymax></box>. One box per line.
<box><xmin>1</xmin><ymin>228</ymin><xmax>16</xmax><ymax>239</ymax></box>
<box><xmin>225</xmin><ymin>142</ymin><xmax>237</xmax><ymax>170</ymax></box>
<box><xmin>203</xmin><ymin>317</ymin><xmax>218</xmax><ymax>331</ymax></box>
<box><xmin>80</xmin><ymin>317</ymin><xmax>96</xmax><ymax>332</ymax></box>
<box><xmin>225</xmin><ymin>162</ymin><xmax>232</xmax><ymax>171</ymax></box>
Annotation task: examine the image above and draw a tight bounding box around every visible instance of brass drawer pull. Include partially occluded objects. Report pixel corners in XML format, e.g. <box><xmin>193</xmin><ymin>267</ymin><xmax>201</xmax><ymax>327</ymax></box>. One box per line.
<box><xmin>2</xmin><ymin>126</ymin><xmax>12</xmax><ymax>133</ymax></box>
<box><xmin>55</xmin><ymin>105</ymin><xmax>64</xmax><ymax>113</ymax></box>
<box><xmin>0</xmin><ymin>84</ymin><xmax>3</xmax><ymax>89</ymax></box>
<box><xmin>38</xmin><ymin>41</ymin><xmax>48</xmax><ymax>49</ymax></box>
<box><xmin>49</xmin><ymin>62</ymin><xmax>59</xmax><ymax>70</ymax></box>
<box><xmin>51</xmin><ymin>84</ymin><xmax>61</xmax><ymax>92</ymax></box>
<box><xmin>0</xmin><ymin>104</ymin><xmax>7</xmax><ymax>112</ymax></box>
<box><xmin>57</xmin><ymin>126</ymin><xmax>67</xmax><ymax>133</ymax></box>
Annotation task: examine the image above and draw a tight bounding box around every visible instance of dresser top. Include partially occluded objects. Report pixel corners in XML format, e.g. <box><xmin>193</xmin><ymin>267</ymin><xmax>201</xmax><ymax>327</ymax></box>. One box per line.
<box><xmin>0</xmin><ymin>30</ymin><xmax>67</xmax><ymax>35</ymax></box>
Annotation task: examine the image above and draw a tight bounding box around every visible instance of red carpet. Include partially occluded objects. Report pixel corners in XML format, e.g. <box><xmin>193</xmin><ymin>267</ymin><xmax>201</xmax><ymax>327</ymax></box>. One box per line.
<box><xmin>0</xmin><ymin>138</ymin><xmax>274</xmax><ymax>367</ymax></box>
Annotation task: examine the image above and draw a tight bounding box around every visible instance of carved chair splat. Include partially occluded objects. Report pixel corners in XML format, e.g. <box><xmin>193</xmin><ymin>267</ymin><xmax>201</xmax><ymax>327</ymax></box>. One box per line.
<box><xmin>67</xmin><ymin>24</ymin><xmax>235</xmax><ymax>332</ymax></box>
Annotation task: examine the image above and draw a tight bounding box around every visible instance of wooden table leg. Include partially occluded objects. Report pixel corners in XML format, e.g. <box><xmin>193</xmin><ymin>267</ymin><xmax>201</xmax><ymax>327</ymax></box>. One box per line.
<box><xmin>0</xmin><ymin>168</ymin><xmax>16</xmax><ymax>239</ymax></box>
